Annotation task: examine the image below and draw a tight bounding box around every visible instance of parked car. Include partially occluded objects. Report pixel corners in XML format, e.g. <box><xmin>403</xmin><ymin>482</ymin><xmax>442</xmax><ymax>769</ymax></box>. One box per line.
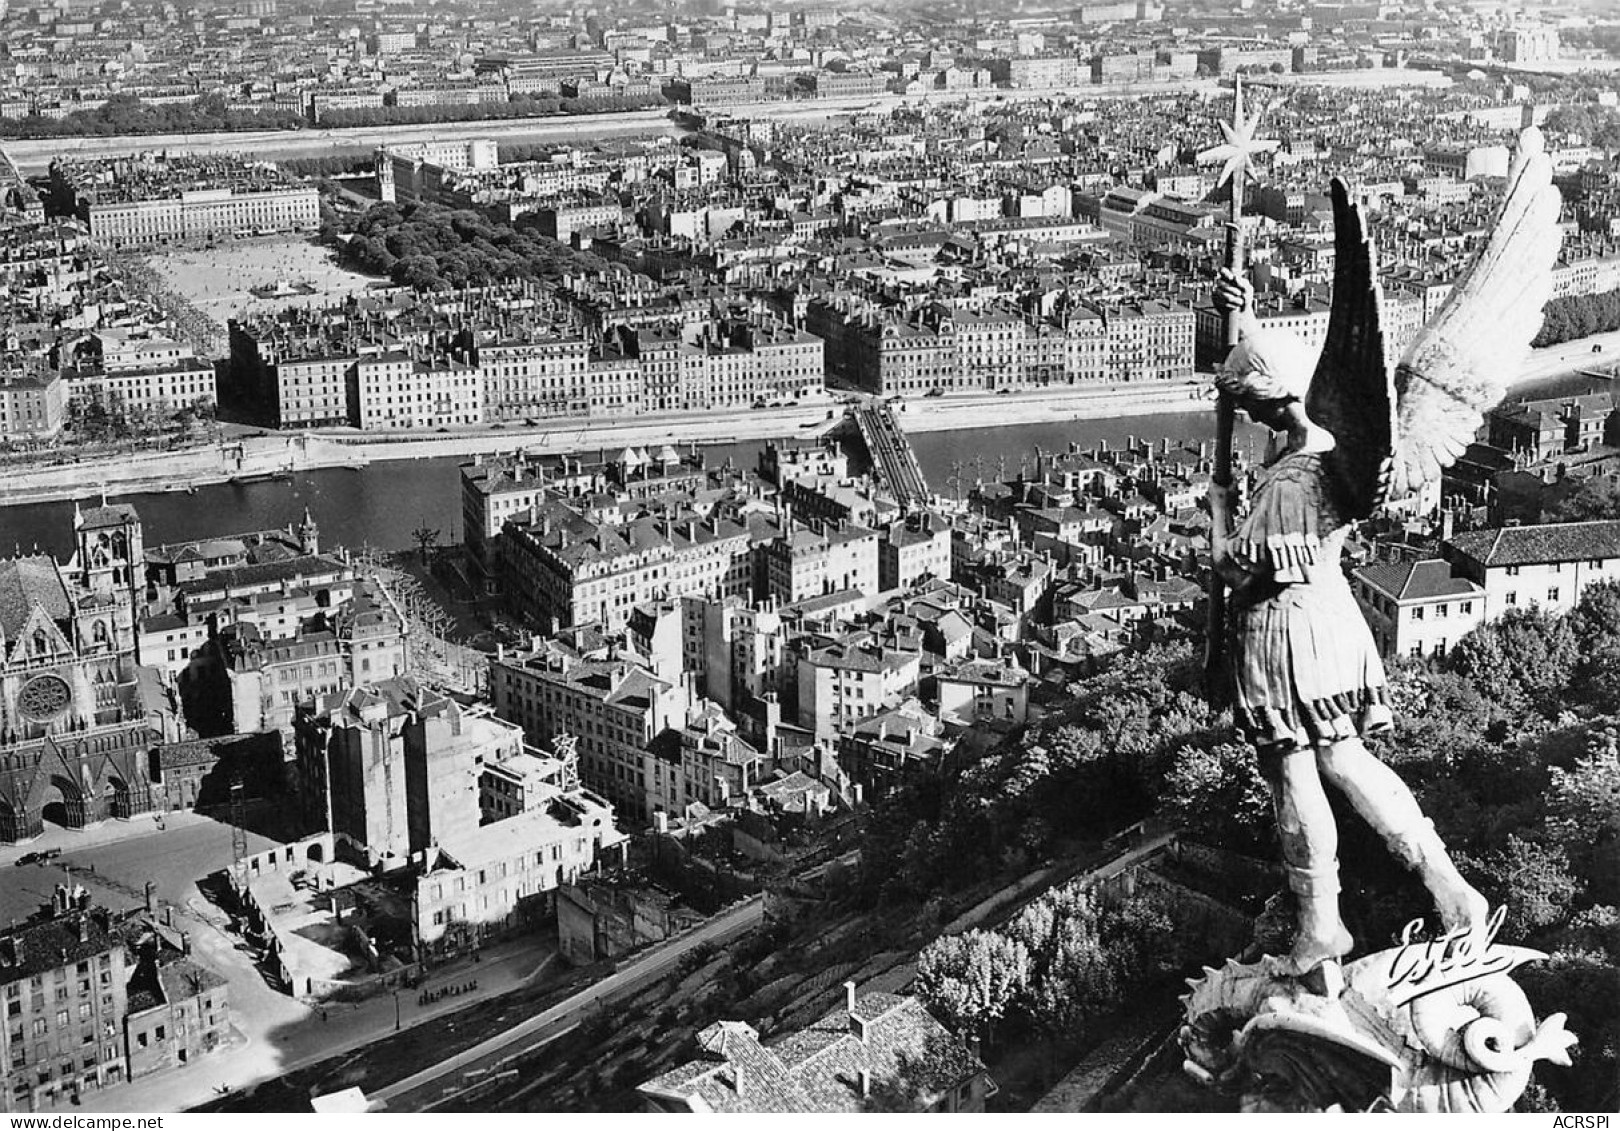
<box><xmin>13</xmin><ymin>848</ymin><xmax>60</xmax><ymax>867</ymax></box>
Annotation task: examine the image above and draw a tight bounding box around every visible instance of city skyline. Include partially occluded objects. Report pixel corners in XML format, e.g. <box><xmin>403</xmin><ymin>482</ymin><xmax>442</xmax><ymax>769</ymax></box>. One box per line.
<box><xmin>0</xmin><ymin>0</ymin><xmax>1616</xmax><ymax>1117</ymax></box>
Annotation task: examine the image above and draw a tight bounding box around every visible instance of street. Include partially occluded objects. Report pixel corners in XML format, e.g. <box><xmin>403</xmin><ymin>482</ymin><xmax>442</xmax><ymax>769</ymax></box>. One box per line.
<box><xmin>375</xmin><ymin>895</ymin><xmax>765</xmax><ymax>1110</ymax></box>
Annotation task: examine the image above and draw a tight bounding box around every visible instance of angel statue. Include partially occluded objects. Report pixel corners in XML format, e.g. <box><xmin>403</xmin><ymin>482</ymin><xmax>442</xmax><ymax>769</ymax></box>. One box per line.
<box><xmin>1205</xmin><ymin>127</ymin><xmax>1564</xmax><ymax>978</ymax></box>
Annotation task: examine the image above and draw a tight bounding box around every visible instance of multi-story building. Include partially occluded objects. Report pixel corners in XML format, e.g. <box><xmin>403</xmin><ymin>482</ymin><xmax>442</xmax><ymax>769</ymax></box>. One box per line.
<box><xmin>762</xmin><ymin>521</ymin><xmax>880</xmax><ymax>605</ymax></box>
<box><xmin>502</xmin><ymin>506</ymin><xmax>752</xmax><ymax>633</ymax></box>
<box><xmin>690</xmin><ymin>596</ymin><xmax>790</xmax><ymax>712</ymax></box>
<box><xmin>413</xmin><ymin>783</ymin><xmax>626</xmax><ymax>952</ymax></box>
<box><xmin>796</xmin><ymin>640</ymin><xmax>921</xmax><ymax>741</ymax></box>
<box><xmin>1100</xmin><ymin>301</ymin><xmax>1195</xmax><ymax>383</ymax></box>
<box><xmin>879</xmin><ymin>513</ymin><xmax>953</xmax><ymax>591</ymax></box>
<box><xmin>489</xmin><ymin>645</ymin><xmax>685</xmax><ymax>821</ymax></box>
<box><xmin>349</xmin><ymin>352</ymin><xmax>484</xmax><ymax>431</ymax></box>
<box><xmin>1352</xmin><ymin>559</ymin><xmax>1485</xmax><ymax>660</ymax></box>
<box><xmin>998</xmin><ymin>55</ymin><xmax>1082</xmax><ymax>89</ymax></box>
<box><xmin>295</xmin><ymin>679</ymin><xmax>513</xmax><ymax>866</ymax></box>
<box><xmin>0</xmin><ymin>894</ymin><xmax>230</xmax><ymax>1113</ymax></box>
<box><xmin>838</xmin><ymin>700</ymin><xmax>954</xmax><ymax>792</ymax></box>
<box><xmin>1442</xmin><ymin>521</ymin><xmax>1620</xmax><ymax>621</ymax></box>
<box><xmin>936</xmin><ymin>658</ymin><xmax>1032</xmax><ymax>728</ymax></box>
<box><xmin>655</xmin><ymin>702</ymin><xmax>768</xmax><ymax>814</ymax></box>
<box><xmin>474</xmin><ymin>335</ymin><xmax>591</xmax><ymax>422</ymax></box>
<box><xmin>1</xmin><ymin>899</ymin><xmax>132</xmax><ymax>1112</ymax></box>
<box><xmin>1499</xmin><ymin>27</ymin><xmax>1559</xmax><ymax>64</ymax></box>
<box><xmin>1486</xmin><ymin>393</ymin><xmax>1619</xmax><ymax>461</ymax></box>
<box><xmin>190</xmin><ymin>566</ymin><xmax>408</xmax><ymax>736</ymax></box>
<box><xmin>0</xmin><ymin>371</ymin><xmax>65</xmax><ymax>441</ymax></box>
<box><xmin>51</xmin><ymin>156</ymin><xmax>318</xmax><ymax>249</ymax></box>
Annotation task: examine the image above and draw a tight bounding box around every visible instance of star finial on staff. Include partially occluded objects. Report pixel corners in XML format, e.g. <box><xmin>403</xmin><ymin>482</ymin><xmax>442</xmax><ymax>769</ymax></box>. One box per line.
<box><xmin>1197</xmin><ymin>75</ymin><xmax>1279</xmax><ymax>193</ymax></box>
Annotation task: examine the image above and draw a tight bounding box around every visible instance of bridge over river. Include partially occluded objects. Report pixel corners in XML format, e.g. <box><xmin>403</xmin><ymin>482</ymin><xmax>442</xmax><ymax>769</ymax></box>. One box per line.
<box><xmin>848</xmin><ymin>402</ymin><xmax>931</xmax><ymax>509</ymax></box>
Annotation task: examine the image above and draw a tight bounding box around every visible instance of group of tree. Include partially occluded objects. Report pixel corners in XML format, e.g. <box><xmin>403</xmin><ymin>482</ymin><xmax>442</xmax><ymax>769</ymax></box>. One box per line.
<box><xmin>863</xmin><ymin>572</ymin><xmax>1620</xmax><ymax>1109</ymax></box>
<box><xmin>0</xmin><ymin>93</ymin><xmax>302</xmax><ymax>139</ymax></box>
<box><xmin>1542</xmin><ymin>104</ymin><xmax>1620</xmax><ymax>150</ymax></box>
<box><xmin>278</xmin><ymin>154</ymin><xmax>375</xmax><ymax>179</ymax></box>
<box><xmin>858</xmin><ymin>639</ymin><xmax>1218</xmax><ymax>907</ymax></box>
<box><xmin>335</xmin><ymin>200</ymin><xmax>615</xmax><ymax>290</ymax></box>
<box><xmin>1558</xmin><ymin>26</ymin><xmax>1620</xmax><ymax>58</ymax></box>
<box><xmin>1532</xmin><ymin>284</ymin><xmax>1620</xmax><ymax>348</ymax></box>
<box><xmin>69</xmin><ymin>393</ymin><xmax>215</xmax><ymax>442</ymax></box>
<box><xmin>1545</xmin><ymin>474</ymin><xmax>1620</xmax><ymax>523</ymax></box>
<box><xmin>1147</xmin><ymin>584</ymin><xmax>1620</xmax><ymax>1110</ymax></box>
<box><xmin>915</xmin><ymin>888</ymin><xmax>1188</xmax><ymax>1060</ymax></box>
<box><xmin>312</xmin><ymin>91</ymin><xmax>665</xmax><ymax>131</ymax></box>
<box><xmin>316</xmin><ymin>97</ymin><xmax>563</xmax><ymax>129</ymax></box>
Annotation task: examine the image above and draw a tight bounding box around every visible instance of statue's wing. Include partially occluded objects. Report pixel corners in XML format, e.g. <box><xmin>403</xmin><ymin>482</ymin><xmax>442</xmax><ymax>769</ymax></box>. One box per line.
<box><xmin>1303</xmin><ymin>178</ymin><xmax>1395</xmax><ymax>521</ymax></box>
<box><xmin>1390</xmin><ymin>127</ymin><xmax>1564</xmax><ymax>499</ymax></box>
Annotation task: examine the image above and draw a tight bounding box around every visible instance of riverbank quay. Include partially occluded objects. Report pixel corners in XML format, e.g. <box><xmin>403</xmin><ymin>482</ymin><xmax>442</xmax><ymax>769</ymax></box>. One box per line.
<box><xmin>0</xmin><ymin>382</ymin><xmax>1206</xmax><ymax>507</ymax></box>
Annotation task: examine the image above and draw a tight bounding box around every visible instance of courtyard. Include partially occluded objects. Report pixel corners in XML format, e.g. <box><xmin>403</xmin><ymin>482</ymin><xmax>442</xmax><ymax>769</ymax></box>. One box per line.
<box><xmin>140</xmin><ymin>236</ymin><xmax>381</xmax><ymax>325</ymax></box>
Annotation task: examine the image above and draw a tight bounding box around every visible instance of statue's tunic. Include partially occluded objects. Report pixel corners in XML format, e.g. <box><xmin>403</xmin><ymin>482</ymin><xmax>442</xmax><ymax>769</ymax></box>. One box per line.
<box><xmin>1229</xmin><ymin>450</ymin><xmax>1393</xmax><ymax>752</ymax></box>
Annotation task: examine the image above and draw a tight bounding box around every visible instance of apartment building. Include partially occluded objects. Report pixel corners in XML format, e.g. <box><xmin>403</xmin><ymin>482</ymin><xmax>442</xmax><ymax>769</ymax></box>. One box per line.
<box><xmin>1443</xmin><ymin>521</ymin><xmax>1620</xmax><ymax>620</ymax></box>
<box><xmin>0</xmin><ymin>371</ymin><xmax>65</xmax><ymax>440</ymax></box>
<box><xmin>1352</xmin><ymin>558</ymin><xmax>1486</xmax><ymax>660</ymax></box>
<box><xmin>761</xmin><ymin>522</ymin><xmax>880</xmax><ymax>604</ymax></box>
<box><xmin>349</xmin><ymin>352</ymin><xmax>484</xmax><ymax>431</ymax></box>
<box><xmin>796</xmin><ymin>640</ymin><xmax>922</xmax><ymax>741</ymax></box>
<box><xmin>414</xmin><ymin>787</ymin><xmax>626</xmax><ymax>951</ymax></box>
<box><xmin>502</xmin><ymin>506</ymin><xmax>753</xmax><ymax>634</ymax></box>
<box><xmin>489</xmin><ymin>646</ymin><xmax>685</xmax><ymax>821</ymax></box>
<box><xmin>295</xmin><ymin>680</ymin><xmax>513</xmax><ymax>866</ymax></box>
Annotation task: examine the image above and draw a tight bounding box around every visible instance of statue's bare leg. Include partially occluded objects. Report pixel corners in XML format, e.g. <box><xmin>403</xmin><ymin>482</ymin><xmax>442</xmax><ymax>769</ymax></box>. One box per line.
<box><xmin>1316</xmin><ymin>737</ymin><xmax>1489</xmax><ymax>938</ymax></box>
<box><xmin>1264</xmin><ymin>747</ymin><xmax>1353</xmax><ymax>972</ymax></box>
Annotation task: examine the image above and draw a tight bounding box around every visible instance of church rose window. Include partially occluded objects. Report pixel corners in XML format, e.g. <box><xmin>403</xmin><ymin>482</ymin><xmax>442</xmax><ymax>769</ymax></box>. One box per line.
<box><xmin>17</xmin><ymin>674</ymin><xmax>72</xmax><ymax>723</ymax></box>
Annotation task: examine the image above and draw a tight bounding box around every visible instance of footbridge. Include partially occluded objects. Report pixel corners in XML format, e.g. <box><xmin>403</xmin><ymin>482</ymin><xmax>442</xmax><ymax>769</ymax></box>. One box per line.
<box><xmin>850</xmin><ymin>402</ymin><xmax>930</xmax><ymax>508</ymax></box>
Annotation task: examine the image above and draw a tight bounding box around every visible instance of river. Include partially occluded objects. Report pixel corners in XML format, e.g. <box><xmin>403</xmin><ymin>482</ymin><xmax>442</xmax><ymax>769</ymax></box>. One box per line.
<box><xmin>0</xmin><ymin>369</ymin><xmax>1608</xmax><ymax>558</ymax></box>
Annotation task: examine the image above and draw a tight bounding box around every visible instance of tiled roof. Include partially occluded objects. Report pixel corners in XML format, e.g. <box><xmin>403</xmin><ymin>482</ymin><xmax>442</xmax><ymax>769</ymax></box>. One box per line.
<box><xmin>641</xmin><ymin>993</ymin><xmax>983</xmax><ymax>1113</ymax></box>
<box><xmin>0</xmin><ymin>555</ymin><xmax>70</xmax><ymax>641</ymax></box>
<box><xmin>1446</xmin><ymin>520</ymin><xmax>1620</xmax><ymax>568</ymax></box>
<box><xmin>0</xmin><ymin>913</ymin><xmax>122</xmax><ymax>987</ymax></box>
<box><xmin>77</xmin><ymin>503</ymin><xmax>139</xmax><ymax>530</ymax></box>
<box><xmin>1353</xmin><ymin>558</ymin><xmax>1480</xmax><ymax>602</ymax></box>
<box><xmin>176</xmin><ymin>553</ymin><xmax>346</xmax><ymax>598</ymax></box>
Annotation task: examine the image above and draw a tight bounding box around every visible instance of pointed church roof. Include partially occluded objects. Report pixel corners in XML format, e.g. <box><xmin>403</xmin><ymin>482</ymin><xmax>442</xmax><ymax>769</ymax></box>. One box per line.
<box><xmin>0</xmin><ymin>555</ymin><xmax>70</xmax><ymax>642</ymax></box>
<box><xmin>76</xmin><ymin>503</ymin><xmax>139</xmax><ymax>531</ymax></box>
